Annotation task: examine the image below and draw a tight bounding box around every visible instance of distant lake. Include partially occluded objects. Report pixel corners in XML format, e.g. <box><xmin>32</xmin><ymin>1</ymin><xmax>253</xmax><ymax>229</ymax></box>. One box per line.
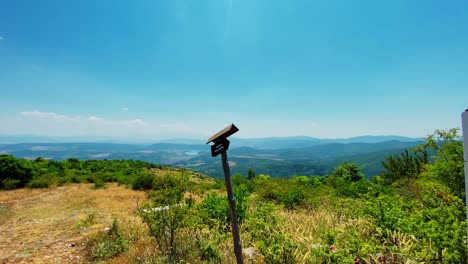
<box><xmin>185</xmin><ymin>151</ymin><xmax>200</xmax><ymax>156</ymax></box>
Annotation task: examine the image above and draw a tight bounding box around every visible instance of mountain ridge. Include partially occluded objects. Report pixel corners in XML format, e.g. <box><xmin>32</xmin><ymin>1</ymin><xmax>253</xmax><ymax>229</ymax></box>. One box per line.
<box><xmin>0</xmin><ymin>134</ymin><xmax>424</xmax><ymax>146</ymax></box>
<box><xmin>0</xmin><ymin>139</ymin><xmax>424</xmax><ymax>179</ymax></box>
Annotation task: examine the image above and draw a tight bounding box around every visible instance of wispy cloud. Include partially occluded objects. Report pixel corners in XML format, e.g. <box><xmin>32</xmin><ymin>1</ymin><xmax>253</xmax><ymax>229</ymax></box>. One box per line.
<box><xmin>21</xmin><ymin>110</ymin><xmax>150</xmax><ymax>127</ymax></box>
<box><xmin>0</xmin><ymin>36</ymin><xmax>4</xmax><ymax>41</ymax></box>
<box><xmin>20</xmin><ymin>110</ymin><xmax>79</xmax><ymax>121</ymax></box>
<box><xmin>124</xmin><ymin>119</ymin><xmax>150</xmax><ymax>126</ymax></box>
<box><xmin>121</xmin><ymin>107</ymin><xmax>129</xmax><ymax>112</ymax></box>
<box><xmin>88</xmin><ymin>116</ymin><xmax>104</xmax><ymax>121</ymax></box>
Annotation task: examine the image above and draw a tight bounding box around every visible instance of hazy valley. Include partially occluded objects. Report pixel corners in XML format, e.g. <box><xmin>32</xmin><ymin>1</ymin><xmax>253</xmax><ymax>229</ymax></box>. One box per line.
<box><xmin>0</xmin><ymin>135</ymin><xmax>424</xmax><ymax>179</ymax></box>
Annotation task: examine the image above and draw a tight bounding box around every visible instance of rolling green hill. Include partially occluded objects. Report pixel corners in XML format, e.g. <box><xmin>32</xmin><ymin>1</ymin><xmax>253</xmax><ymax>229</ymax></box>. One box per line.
<box><xmin>0</xmin><ymin>139</ymin><xmax>423</xmax><ymax>178</ymax></box>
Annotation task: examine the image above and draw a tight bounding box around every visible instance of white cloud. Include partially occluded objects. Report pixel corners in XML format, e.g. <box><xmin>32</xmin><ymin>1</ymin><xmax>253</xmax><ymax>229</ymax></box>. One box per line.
<box><xmin>88</xmin><ymin>116</ymin><xmax>104</xmax><ymax>121</ymax></box>
<box><xmin>20</xmin><ymin>110</ymin><xmax>150</xmax><ymax>126</ymax></box>
<box><xmin>122</xmin><ymin>107</ymin><xmax>129</xmax><ymax>112</ymax></box>
<box><xmin>125</xmin><ymin>119</ymin><xmax>150</xmax><ymax>126</ymax></box>
<box><xmin>19</xmin><ymin>110</ymin><xmax>151</xmax><ymax>136</ymax></box>
<box><xmin>88</xmin><ymin>116</ymin><xmax>149</xmax><ymax>126</ymax></box>
<box><xmin>20</xmin><ymin>110</ymin><xmax>79</xmax><ymax>121</ymax></box>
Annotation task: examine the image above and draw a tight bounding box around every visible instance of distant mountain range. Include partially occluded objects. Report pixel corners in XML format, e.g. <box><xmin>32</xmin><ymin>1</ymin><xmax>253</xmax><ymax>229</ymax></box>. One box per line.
<box><xmin>0</xmin><ymin>134</ymin><xmax>423</xmax><ymax>146</ymax></box>
<box><xmin>0</xmin><ymin>134</ymin><xmax>425</xmax><ymax>179</ymax></box>
<box><xmin>229</xmin><ymin>135</ymin><xmax>423</xmax><ymax>149</ymax></box>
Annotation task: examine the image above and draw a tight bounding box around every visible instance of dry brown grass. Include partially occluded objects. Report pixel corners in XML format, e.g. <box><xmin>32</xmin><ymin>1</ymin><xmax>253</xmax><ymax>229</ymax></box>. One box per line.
<box><xmin>279</xmin><ymin>208</ymin><xmax>372</xmax><ymax>247</ymax></box>
<box><xmin>1</xmin><ymin>180</ymin><xmax>375</xmax><ymax>264</ymax></box>
<box><xmin>0</xmin><ymin>167</ymin><xmax>217</xmax><ymax>264</ymax></box>
<box><xmin>280</xmin><ymin>208</ymin><xmax>372</xmax><ymax>261</ymax></box>
<box><xmin>0</xmin><ymin>183</ymin><xmax>146</xmax><ymax>264</ymax></box>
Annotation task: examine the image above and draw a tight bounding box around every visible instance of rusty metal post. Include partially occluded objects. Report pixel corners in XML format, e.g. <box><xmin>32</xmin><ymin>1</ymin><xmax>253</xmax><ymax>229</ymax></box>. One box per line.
<box><xmin>221</xmin><ymin>150</ymin><xmax>243</xmax><ymax>264</ymax></box>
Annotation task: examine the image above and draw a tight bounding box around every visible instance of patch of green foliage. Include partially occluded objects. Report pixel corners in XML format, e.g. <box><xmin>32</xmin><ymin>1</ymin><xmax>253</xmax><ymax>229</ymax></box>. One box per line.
<box><xmin>87</xmin><ymin>219</ymin><xmax>128</xmax><ymax>261</ymax></box>
<box><xmin>0</xmin><ymin>155</ymin><xmax>33</xmax><ymax>189</ymax></box>
<box><xmin>27</xmin><ymin>177</ymin><xmax>51</xmax><ymax>188</ymax></box>
<box><xmin>0</xmin><ymin>156</ymin><xmax>162</xmax><ymax>190</ymax></box>
<box><xmin>139</xmin><ymin>173</ymin><xmax>192</xmax><ymax>261</ymax></box>
<box><xmin>244</xmin><ymin>200</ymin><xmax>297</xmax><ymax>263</ymax></box>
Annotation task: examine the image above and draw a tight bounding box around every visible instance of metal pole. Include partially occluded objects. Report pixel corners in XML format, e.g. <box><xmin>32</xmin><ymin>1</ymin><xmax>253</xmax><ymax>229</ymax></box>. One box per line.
<box><xmin>461</xmin><ymin>110</ymin><xmax>468</xmax><ymax>242</ymax></box>
<box><xmin>221</xmin><ymin>151</ymin><xmax>244</xmax><ymax>264</ymax></box>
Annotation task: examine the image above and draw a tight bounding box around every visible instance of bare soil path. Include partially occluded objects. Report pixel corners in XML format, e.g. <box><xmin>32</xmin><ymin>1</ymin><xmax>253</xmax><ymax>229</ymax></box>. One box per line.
<box><xmin>0</xmin><ymin>184</ymin><xmax>145</xmax><ymax>264</ymax></box>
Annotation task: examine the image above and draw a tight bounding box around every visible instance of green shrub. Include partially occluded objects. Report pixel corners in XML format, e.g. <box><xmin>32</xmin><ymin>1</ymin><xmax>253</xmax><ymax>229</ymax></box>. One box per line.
<box><xmin>195</xmin><ymin>232</ymin><xmax>223</xmax><ymax>263</ymax></box>
<box><xmin>139</xmin><ymin>173</ymin><xmax>190</xmax><ymax>261</ymax></box>
<box><xmin>132</xmin><ymin>172</ymin><xmax>154</xmax><ymax>190</ymax></box>
<box><xmin>1</xmin><ymin>178</ymin><xmax>21</xmax><ymax>190</ymax></box>
<box><xmin>0</xmin><ymin>155</ymin><xmax>33</xmax><ymax>189</ymax></box>
<box><xmin>197</xmin><ymin>185</ymin><xmax>250</xmax><ymax>232</ymax></box>
<box><xmin>210</xmin><ymin>179</ymin><xmax>225</xmax><ymax>190</ymax></box>
<box><xmin>69</xmin><ymin>173</ymin><xmax>82</xmax><ymax>183</ymax></box>
<box><xmin>100</xmin><ymin>172</ymin><xmax>117</xmax><ymax>182</ymax></box>
<box><xmin>88</xmin><ymin>219</ymin><xmax>127</xmax><ymax>261</ymax></box>
<box><xmin>85</xmin><ymin>175</ymin><xmax>96</xmax><ymax>183</ymax></box>
<box><xmin>231</xmin><ymin>173</ymin><xmax>246</xmax><ymax>186</ymax></box>
<box><xmin>233</xmin><ymin>185</ymin><xmax>250</xmax><ymax>224</ymax></box>
<box><xmin>92</xmin><ymin>179</ymin><xmax>106</xmax><ymax>190</ymax></box>
<box><xmin>278</xmin><ymin>188</ymin><xmax>305</xmax><ymax>209</ymax></box>
<box><xmin>335</xmin><ymin>179</ymin><xmax>370</xmax><ymax>198</ymax></box>
<box><xmin>27</xmin><ymin>178</ymin><xmax>51</xmax><ymax>188</ymax></box>
<box><xmin>56</xmin><ymin>176</ymin><xmax>68</xmax><ymax>186</ymax></box>
<box><xmin>245</xmin><ymin>200</ymin><xmax>296</xmax><ymax>263</ymax></box>
<box><xmin>197</xmin><ymin>192</ymin><xmax>230</xmax><ymax>231</ymax></box>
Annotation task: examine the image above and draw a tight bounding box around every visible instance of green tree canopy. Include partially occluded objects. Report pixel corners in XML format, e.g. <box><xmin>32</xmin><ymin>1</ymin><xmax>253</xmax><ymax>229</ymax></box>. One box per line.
<box><xmin>0</xmin><ymin>155</ymin><xmax>33</xmax><ymax>189</ymax></box>
<box><xmin>331</xmin><ymin>162</ymin><xmax>364</xmax><ymax>182</ymax></box>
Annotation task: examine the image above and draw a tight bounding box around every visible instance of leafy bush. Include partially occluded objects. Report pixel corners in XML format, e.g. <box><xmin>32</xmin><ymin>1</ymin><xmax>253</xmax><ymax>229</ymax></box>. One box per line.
<box><xmin>27</xmin><ymin>178</ymin><xmax>51</xmax><ymax>188</ymax></box>
<box><xmin>197</xmin><ymin>192</ymin><xmax>230</xmax><ymax>231</ymax></box>
<box><xmin>132</xmin><ymin>172</ymin><xmax>154</xmax><ymax>190</ymax></box>
<box><xmin>139</xmin><ymin>173</ymin><xmax>190</xmax><ymax>261</ymax></box>
<box><xmin>277</xmin><ymin>188</ymin><xmax>305</xmax><ymax>210</ymax></box>
<box><xmin>231</xmin><ymin>173</ymin><xmax>246</xmax><ymax>186</ymax></box>
<box><xmin>245</xmin><ymin>200</ymin><xmax>296</xmax><ymax>263</ymax></box>
<box><xmin>335</xmin><ymin>179</ymin><xmax>370</xmax><ymax>198</ymax></box>
<box><xmin>87</xmin><ymin>219</ymin><xmax>128</xmax><ymax>261</ymax></box>
<box><xmin>1</xmin><ymin>178</ymin><xmax>21</xmax><ymax>190</ymax></box>
<box><xmin>69</xmin><ymin>174</ymin><xmax>82</xmax><ymax>183</ymax></box>
<box><xmin>0</xmin><ymin>155</ymin><xmax>33</xmax><ymax>189</ymax></box>
<box><xmin>195</xmin><ymin>230</ymin><xmax>224</xmax><ymax>263</ymax></box>
<box><xmin>233</xmin><ymin>185</ymin><xmax>250</xmax><ymax>224</ymax></box>
<box><xmin>381</xmin><ymin>149</ymin><xmax>428</xmax><ymax>183</ymax></box>
<box><xmin>56</xmin><ymin>176</ymin><xmax>68</xmax><ymax>186</ymax></box>
<box><xmin>92</xmin><ymin>179</ymin><xmax>106</xmax><ymax>190</ymax></box>
<box><xmin>197</xmin><ymin>185</ymin><xmax>250</xmax><ymax>232</ymax></box>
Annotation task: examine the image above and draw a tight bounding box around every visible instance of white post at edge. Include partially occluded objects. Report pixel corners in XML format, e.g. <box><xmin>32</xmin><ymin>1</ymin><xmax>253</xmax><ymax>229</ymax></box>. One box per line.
<box><xmin>462</xmin><ymin>110</ymin><xmax>468</xmax><ymax>240</ymax></box>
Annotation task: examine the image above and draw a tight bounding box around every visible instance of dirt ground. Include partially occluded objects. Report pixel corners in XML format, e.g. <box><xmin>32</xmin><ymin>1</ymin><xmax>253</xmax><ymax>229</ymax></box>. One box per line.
<box><xmin>0</xmin><ymin>184</ymin><xmax>146</xmax><ymax>264</ymax></box>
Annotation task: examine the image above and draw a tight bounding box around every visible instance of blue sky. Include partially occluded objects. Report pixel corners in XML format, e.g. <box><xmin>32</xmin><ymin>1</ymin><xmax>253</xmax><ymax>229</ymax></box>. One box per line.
<box><xmin>0</xmin><ymin>0</ymin><xmax>467</xmax><ymax>140</ymax></box>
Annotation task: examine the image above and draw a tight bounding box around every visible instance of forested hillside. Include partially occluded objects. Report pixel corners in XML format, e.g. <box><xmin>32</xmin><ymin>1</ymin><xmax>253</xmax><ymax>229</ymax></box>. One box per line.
<box><xmin>0</xmin><ymin>139</ymin><xmax>423</xmax><ymax>179</ymax></box>
<box><xmin>0</xmin><ymin>129</ymin><xmax>466</xmax><ymax>263</ymax></box>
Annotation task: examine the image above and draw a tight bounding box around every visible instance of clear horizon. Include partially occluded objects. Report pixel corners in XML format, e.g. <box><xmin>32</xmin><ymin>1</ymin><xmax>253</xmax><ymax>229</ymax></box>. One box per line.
<box><xmin>0</xmin><ymin>133</ymin><xmax>426</xmax><ymax>144</ymax></box>
<box><xmin>1</xmin><ymin>1</ymin><xmax>467</xmax><ymax>139</ymax></box>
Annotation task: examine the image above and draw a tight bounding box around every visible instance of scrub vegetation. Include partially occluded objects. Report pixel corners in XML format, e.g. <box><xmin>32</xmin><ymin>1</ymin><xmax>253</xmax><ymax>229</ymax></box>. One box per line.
<box><xmin>0</xmin><ymin>128</ymin><xmax>466</xmax><ymax>263</ymax></box>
